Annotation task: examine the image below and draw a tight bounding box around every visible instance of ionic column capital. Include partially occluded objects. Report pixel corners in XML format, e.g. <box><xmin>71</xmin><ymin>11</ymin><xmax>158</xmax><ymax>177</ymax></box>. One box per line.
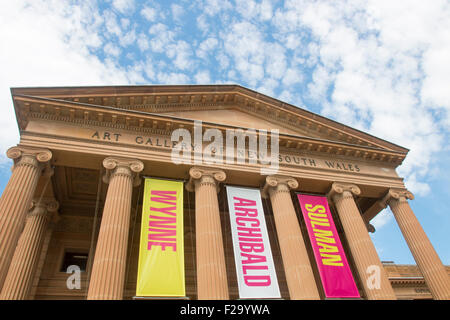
<box><xmin>28</xmin><ymin>198</ymin><xmax>59</xmax><ymax>219</ymax></box>
<box><xmin>102</xmin><ymin>157</ymin><xmax>144</xmax><ymax>186</ymax></box>
<box><xmin>328</xmin><ymin>182</ymin><xmax>361</xmax><ymax>200</ymax></box>
<box><xmin>6</xmin><ymin>146</ymin><xmax>52</xmax><ymax>171</ymax></box>
<box><xmin>186</xmin><ymin>166</ymin><xmax>226</xmax><ymax>192</ymax></box>
<box><xmin>382</xmin><ymin>188</ymin><xmax>414</xmax><ymax>206</ymax></box>
<box><xmin>261</xmin><ymin>175</ymin><xmax>298</xmax><ymax>198</ymax></box>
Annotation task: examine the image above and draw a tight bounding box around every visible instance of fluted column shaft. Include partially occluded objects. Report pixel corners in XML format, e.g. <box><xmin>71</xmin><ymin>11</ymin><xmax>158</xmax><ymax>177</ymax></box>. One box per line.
<box><xmin>0</xmin><ymin>199</ymin><xmax>58</xmax><ymax>299</ymax></box>
<box><xmin>0</xmin><ymin>146</ymin><xmax>52</xmax><ymax>290</ymax></box>
<box><xmin>330</xmin><ymin>183</ymin><xmax>396</xmax><ymax>300</ymax></box>
<box><xmin>187</xmin><ymin>167</ymin><xmax>228</xmax><ymax>300</ymax></box>
<box><xmin>87</xmin><ymin>157</ymin><xmax>143</xmax><ymax>300</ymax></box>
<box><xmin>263</xmin><ymin>175</ymin><xmax>319</xmax><ymax>299</ymax></box>
<box><xmin>386</xmin><ymin>189</ymin><xmax>450</xmax><ymax>300</ymax></box>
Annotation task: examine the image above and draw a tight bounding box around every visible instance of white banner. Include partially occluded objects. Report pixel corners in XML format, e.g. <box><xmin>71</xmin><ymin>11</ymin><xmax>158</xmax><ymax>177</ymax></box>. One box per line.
<box><xmin>226</xmin><ymin>186</ymin><xmax>281</xmax><ymax>299</ymax></box>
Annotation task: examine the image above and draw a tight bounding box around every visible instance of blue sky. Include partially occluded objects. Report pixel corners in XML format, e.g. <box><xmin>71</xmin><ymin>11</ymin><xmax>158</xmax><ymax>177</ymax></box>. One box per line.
<box><xmin>0</xmin><ymin>0</ymin><xmax>449</xmax><ymax>265</ymax></box>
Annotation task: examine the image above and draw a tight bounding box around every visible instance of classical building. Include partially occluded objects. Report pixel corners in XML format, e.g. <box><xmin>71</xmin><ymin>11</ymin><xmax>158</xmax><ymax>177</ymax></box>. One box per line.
<box><xmin>0</xmin><ymin>85</ymin><xmax>449</xmax><ymax>300</ymax></box>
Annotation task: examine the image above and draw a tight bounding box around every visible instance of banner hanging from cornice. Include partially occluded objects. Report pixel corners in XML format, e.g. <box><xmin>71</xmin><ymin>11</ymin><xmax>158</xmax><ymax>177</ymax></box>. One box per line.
<box><xmin>226</xmin><ymin>186</ymin><xmax>281</xmax><ymax>299</ymax></box>
<box><xmin>296</xmin><ymin>193</ymin><xmax>360</xmax><ymax>298</ymax></box>
<box><xmin>136</xmin><ymin>178</ymin><xmax>185</xmax><ymax>297</ymax></box>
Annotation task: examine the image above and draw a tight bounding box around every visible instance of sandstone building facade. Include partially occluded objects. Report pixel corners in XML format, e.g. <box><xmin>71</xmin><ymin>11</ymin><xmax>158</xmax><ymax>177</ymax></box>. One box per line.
<box><xmin>0</xmin><ymin>85</ymin><xmax>449</xmax><ymax>300</ymax></box>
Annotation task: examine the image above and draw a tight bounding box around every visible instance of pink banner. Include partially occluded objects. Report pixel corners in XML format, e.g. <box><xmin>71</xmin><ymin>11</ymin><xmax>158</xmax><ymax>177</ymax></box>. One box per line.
<box><xmin>297</xmin><ymin>194</ymin><xmax>360</xmax><ymax>298</ymax></box>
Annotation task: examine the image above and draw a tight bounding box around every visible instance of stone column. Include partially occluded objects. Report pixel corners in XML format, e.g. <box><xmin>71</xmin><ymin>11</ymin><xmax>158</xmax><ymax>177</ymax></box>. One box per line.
<box><xmin>0</xmin><ymin>146</ymin><xmax>52</xmax><ymax>289</ymax></box>
<box><xmin>87</xmin><ymin>157</ymin><xmax>143</xmax><ymax>300</ymax></box>
<box><xmin>329</xmin><ymin>182</ymin><xmax>396</xmax><ymax>300</ymax></box>
<box><xmin>384</xmin><ymin>189</ymin><xmax>450</xmax><ymax>300</ymax></box>
<box><xmin>186</xmin><ymin>167</ymin><xmax>228</xmax><ymax>300</ymax></box>
<box><xmin>0</xmin><ymin>198</ymin><xmax>59</xmax><ymax>299</ymax></box>
<box><xmin>28</xmin><ymin>213</ymin><xmax>60</xmax><ymax>300</ymax></box>
<box><xmin>262</xmin><ymin>175</ymin><xmax>320</xmax><ymax>299</ymax></box>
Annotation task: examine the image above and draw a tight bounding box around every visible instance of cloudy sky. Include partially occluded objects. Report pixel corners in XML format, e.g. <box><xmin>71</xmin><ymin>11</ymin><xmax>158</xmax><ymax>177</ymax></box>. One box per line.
<box><xmin>0</xmin><ymin>0</ymin><xmax>449</xmax><ymax>265</ymax></box>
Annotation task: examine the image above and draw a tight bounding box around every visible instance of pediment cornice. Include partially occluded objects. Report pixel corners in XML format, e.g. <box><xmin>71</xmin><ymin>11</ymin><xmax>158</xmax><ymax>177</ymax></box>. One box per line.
<box><xmin>11</xmin><ymin>85</ymin><xmax>408</xmax><ymax>167</ymax></box>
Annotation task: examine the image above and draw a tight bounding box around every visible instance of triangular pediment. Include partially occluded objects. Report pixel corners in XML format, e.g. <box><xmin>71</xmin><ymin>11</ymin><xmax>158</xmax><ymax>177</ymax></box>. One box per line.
<box><xmin>11</xmin><ymin>84</ymin><xmax>409</xmax><ymax>166</ymax></box>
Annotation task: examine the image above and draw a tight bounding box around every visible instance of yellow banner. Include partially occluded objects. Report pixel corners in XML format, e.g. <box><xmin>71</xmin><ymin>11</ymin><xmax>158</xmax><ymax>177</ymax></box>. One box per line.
<box><xmin>136</xmin><ymin>178</ymin><xmax>185</xmax><ymax>297</ymax></box>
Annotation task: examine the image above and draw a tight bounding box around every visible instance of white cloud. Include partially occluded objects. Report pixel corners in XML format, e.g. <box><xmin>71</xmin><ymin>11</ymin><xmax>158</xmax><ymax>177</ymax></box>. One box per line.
<box><xmin>235</xmin><ymin>0</ymin><xmax>259</xmax><ymax>19</ymax></box>
<box><xmin>148</xmin><ymin>23</ymin><xmax>175</xmax><ymax>53</ymax></box>
<box><xmin>307</xmin><ymin>65</ymin><xmax>334</xmax><ymax>102</ymax></box>
<box><xmin>120</xmin><ymin>18</ymin><xmax>130</xmax><ymax>29</ymax></box>
<box><xmin>157</xmin><ymin>72</ymin><xmax>190</xmax><ymax>84</ymax></box>
<box><xmin>166</xmin><ymin>41</ymin><xmax>194</xmax><ymax>70</ymax></box>
<box><xmin>198</xmin><ymin>0</ymin><xmax>232</xmax><ymax>17</ymax></box>
<box><xmin>194</xmin><ymin>70</ymin><xmax>211</xmax><ymax>84</ymax></box>
<box><xmin>104</xmin><ymin>10</ymin><xmax>123</xmax><ymax>38</ymax></box>
<box><xmin>276</xmin><ymin>33</ymin><xmax>303</xmax><ymax>50</ymax></box>
<box><xmin>259</xmin><ymin>0</ymin><xmax>274</xmax><ymax>21</ymax></box>
<box><xmin>282</xmin><ymin>68</ymin><xmax>303</xmax><ymax>86</ymax></box>
<box><xmin>222</xmin><ymin>22</ymin><xmax>264</xmax><ymax>85</ymax></box>
<box><xmin>171</xmin><ymin>4</ymin><xmax>184</xmax><ymax>22</ymax></box>
<box><xmin>111</xmin><ymin>0</ymin><xmax>135</xmax><ymax>14</ymax></box>
<box><xmin>235</xmin><ymin>0</ymin><xmax>273</xmax><ymax>21</ymax></box>
<box><xmin>141</xmin><ymin>58</ymin><xmax>156</xmax><ymax>80</ymax></box>
<box><xmin>216</xmin><ymin>52</ymin><xmax>230</xmax><ymax>71</ymax></box>
<box><xmin>137</xmin><ymin>33</ymin><xmax>150</xmax><ymax>51</ymax></box>
<box><xmin>278</xmin><ymin>90</ymin><xmax>305</xmax><ymax>109</ymax></box>
<box><xmin>196</xmin><ymin>14</ymin><xmax>209</xmax><ymax>34</ymax></box>
<box><xmin>264</xmin><ymin>43</ymin><xmax>286</xmax><ymax>80</ymax></box>
<box><xmin>257</xmin><ymin>78</ymin><xmax>278</xmax><ymax>97</ymax></box>
<box><xmin>104</xmin><ymin>42</ymin><xmax>121</xmax><ymax>57</ymax></box>
<box><xmin>197</xmin><ymin>37</ymin><xmax>219</xmax><ymax>59</ymax></box>
<box><xmin>141</xmin><ymin>6</ymin><xmax>157</xmax><ymax>22</ymax></box>
<box><xmin>371</xmin><ymin>208</ymin><xmax>393</xmax><ymax>231</ymax></box>
<box><xmin>119</xmin><ymin>28</ymin><xmax>137</xmax><ymax>47</ymax></box>
<box><xmin>278</xmin><ymin>90</ymin><xmax>294</xmax><ymax>104</ymax></box>
<box><xmin>125</xmin><ymin>63</ymin><xmax>147</xmax><ymax>84</ymax></box>
<box><xmin>422</xmin><ymin>45</ymin><xmax>450</xmax><ymax>111</ymax></box>
<box><xmin>403</xmin><ymin>172</ymin><xmax>431</xmax><ymax>197</ymax></box>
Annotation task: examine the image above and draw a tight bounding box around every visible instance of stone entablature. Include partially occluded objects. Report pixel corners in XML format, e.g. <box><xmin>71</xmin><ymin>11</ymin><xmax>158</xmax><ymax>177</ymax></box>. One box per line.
<box><xmin>12</xmin><ymin>85</ymin><xmax>407</xmax><ymax>165</ymax></box>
